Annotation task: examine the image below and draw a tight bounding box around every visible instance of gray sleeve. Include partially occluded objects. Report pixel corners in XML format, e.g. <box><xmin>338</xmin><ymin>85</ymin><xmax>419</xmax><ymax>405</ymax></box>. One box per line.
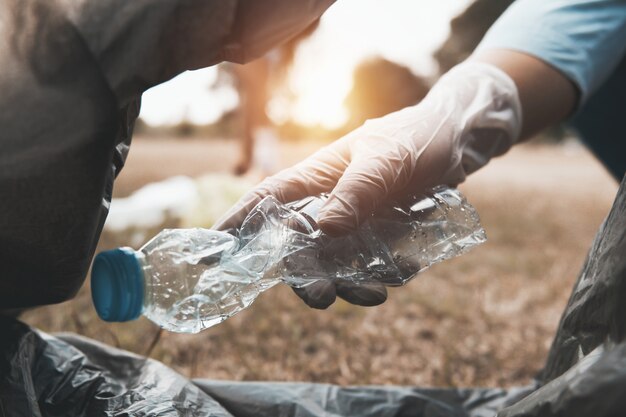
<box><xmin>477</xmin><ymin>0</ymin><xmax>626</xmax><ymax>105</ymax></box>
<box><xmin>0</xmin><ymin>0</ymin><xmax>333</xmax><ymax>309</ymax></box>
<box><xmin>67</xmin><ymin>0</ymin><xmax>335</xmax><ymax>106</ymax></box>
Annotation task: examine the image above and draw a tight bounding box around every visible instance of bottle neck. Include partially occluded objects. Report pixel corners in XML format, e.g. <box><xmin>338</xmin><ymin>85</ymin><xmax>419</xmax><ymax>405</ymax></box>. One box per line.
<box><xmin>134</xmin><ymin>251</ymin><xmax>150</xmax><ymax>309</ymax></box>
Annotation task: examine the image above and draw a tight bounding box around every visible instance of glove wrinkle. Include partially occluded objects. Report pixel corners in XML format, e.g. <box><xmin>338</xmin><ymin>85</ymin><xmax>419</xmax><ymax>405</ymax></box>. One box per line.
<box><xmin>318</xmin><ymin>193</ymin><xmax>360</xmax><ymax>236</ymax></box>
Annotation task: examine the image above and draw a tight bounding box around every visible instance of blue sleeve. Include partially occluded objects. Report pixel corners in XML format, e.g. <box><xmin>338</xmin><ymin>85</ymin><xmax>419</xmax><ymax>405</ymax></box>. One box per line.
<box><xmin>476</xmin><ymin>0</ymin><xmax>626</xmax><ymax>105</ymax></box>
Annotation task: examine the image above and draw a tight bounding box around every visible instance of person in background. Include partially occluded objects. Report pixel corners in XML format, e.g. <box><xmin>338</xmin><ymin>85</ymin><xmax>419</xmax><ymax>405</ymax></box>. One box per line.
<box><xmin>232</xmin><ymin>21</ymin><xmax>319</xmax><ymax>176</ymax></box>
<box><xmin>232</xmin><ymin>57</ymin><xmax>274</xmax><ymax>176</ymax></box>
<box><xmin>215</xmin><ymin>0</ymin><xmax>626</xmax><ymax>308</ymax></box>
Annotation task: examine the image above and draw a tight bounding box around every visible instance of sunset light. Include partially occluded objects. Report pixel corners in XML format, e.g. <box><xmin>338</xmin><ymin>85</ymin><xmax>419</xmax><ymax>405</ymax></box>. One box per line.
<box><xmin>140</xmin><ymin>0</ymin><xmax>471</xmax><ymax>129</ymax></box>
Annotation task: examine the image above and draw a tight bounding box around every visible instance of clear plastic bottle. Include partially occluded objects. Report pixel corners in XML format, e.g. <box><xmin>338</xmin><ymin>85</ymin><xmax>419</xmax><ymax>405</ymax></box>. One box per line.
<box><xmin>91</xmin><ymin>186</ymin><xmax>486</xmax><ymax>333</ymax></box>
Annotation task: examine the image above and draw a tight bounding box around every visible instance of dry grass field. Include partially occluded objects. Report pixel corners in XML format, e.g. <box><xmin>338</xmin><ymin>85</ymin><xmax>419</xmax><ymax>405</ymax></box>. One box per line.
<box><xmin>22</xmin><ymin>137</ymin><xmax>618</xmax><ymax>388</ymax></box>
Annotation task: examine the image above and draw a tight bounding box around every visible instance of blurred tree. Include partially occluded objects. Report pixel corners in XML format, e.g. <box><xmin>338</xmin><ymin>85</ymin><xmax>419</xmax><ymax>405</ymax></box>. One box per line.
<box><xmin>434</xmin><ymin>0</ymin><xmax>515</xmax><ymax>74</ymax></box>
<box><xmin>344</xmin><ymin>58</ymin><xmax>429</xmax><ymax>130</ymax></box>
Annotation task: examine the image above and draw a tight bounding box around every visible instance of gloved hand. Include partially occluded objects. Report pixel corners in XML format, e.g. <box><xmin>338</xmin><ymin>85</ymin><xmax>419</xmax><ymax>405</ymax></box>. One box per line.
<box><xmin>214</xmin><ymin>61</ymin><xmax>522</xmax><ymax>309</ymax></box>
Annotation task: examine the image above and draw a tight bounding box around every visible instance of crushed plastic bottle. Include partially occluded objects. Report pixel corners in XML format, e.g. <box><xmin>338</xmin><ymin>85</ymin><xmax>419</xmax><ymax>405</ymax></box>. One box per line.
<box><xmin>91</xmin><ymin>186</ymin><xmax>486</xmax><ymax>333</ymax></box>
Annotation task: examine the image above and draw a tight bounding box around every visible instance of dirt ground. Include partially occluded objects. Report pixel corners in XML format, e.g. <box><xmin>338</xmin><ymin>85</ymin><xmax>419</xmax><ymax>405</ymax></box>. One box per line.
<box><xmin>111</xmin><ymin>136</ymin><xmax>323</xmax><ymax>197</ymax></box>
<box><xmin>23</xmin><ymin>137</ymin><xmax>619</xmax><ymax>388</ymax></box>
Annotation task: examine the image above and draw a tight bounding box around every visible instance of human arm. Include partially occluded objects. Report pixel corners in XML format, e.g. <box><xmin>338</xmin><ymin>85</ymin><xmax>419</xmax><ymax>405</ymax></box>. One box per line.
<box><xmin>475</xmin><ymin>0</ymin><xmax>626</xmax><ymax>179</ymax></box>
<box><xmin>473</xmin><ymin>49</ymin><xmax>576</xmax><ymax>140</ymax></box>
<box><xmin>214</xmin><ymin>0</ymin><xmax>626</xmax><ymax>308</ymax></box>
<box><xmin>215</xmin><ymin>50</ymin><xmax>577</xmax><ymax>235</ymax></box>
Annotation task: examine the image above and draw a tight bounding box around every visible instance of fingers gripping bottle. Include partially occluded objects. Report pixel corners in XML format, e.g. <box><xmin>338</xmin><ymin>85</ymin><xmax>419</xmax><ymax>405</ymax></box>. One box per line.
<box><xmin>91</xmin><ymin>187</ymin><xmax>486</xmax><ymax>333</ymax></box>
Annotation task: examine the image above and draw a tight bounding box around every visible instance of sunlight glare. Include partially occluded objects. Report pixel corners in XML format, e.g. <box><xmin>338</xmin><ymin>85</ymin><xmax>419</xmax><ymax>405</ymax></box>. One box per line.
<box><xmin>285</xmin><ymin>0</ymin><xmax>471</xmax><ymax>129</ymax></box>
<box><xmin>139</xmin><ymin>0</ymin><xmax>472</xmax><ymax>128</ymax></box>
<box><xmin>289</xmin><ymin>59</ymin><xmax>352</xmax><ymax>129</ymax></box>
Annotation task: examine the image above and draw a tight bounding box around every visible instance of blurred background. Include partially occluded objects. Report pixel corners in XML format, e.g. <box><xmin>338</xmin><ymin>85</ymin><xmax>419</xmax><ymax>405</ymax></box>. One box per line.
<box><xmin>24</xmin><ymin>0</ymin><xmax>619</xmax><ymax>387</ymax></box>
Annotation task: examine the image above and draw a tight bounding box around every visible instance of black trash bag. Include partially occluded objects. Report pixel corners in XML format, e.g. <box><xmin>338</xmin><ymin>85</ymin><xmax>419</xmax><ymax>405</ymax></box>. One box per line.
<box><xmin>0</xmin><ymin>318</ymin><xmax>234</xmax><ymax>417</ymax></box>
<box><xmin>495</xmin><ymin>174</ymin><xmax>626</xmax><ymax>417</ymax></box>
<box><xmin>194</xmin><ymin>379</ymin><xmax>534</xmax><ymax>417</ymax></box>
<box><xmin>0</xmin><ymin>316</ymin><xmax>534</xmax><ymax>417</ymax></box>
<box><xmin>498</xmin><ymin>344</ymin><xmax>626</xmax><ymax>417</ymax></box>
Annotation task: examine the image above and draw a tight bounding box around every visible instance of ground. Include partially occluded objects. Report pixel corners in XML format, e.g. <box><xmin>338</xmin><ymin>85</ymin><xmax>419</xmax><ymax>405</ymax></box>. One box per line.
<box><xmin>22</xmin><ymin>137</ymin><xmax>618</xmax><ymax>388</ymax></box>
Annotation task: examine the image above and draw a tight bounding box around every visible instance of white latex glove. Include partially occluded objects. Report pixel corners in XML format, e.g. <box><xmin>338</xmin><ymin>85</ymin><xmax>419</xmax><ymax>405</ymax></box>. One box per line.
<box><xmin>214</xmin><ymin>61</ymin><xmax>522</xmax><ymax>308</ymax></box>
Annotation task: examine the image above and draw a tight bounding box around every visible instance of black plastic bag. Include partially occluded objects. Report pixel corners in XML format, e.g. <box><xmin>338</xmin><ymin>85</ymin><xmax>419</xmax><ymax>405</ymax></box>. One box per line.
<box><xmin>0</xmin><ymin>317</ymin><xmax>533</xmax><ymax>417</ymax></box>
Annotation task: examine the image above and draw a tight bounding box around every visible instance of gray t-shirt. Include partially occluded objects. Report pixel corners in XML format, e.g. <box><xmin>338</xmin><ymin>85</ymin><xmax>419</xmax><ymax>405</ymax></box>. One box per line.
<box><xmin>0</xmin><ymin>0</ymin><xmax>333</xmax><ymax>309</ymax></box>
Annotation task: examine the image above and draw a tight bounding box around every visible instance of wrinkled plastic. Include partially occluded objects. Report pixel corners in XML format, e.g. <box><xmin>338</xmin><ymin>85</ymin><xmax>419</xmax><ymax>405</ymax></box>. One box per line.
<box><xmin>277</xmin><ymin>187</ymin><xmax>486</xmax><ymax>287</ymax></box>
<box><xmin>214</xmin><ymin>62</ymin><xmax>522</xmax><ymax>235</ymax></box>
<box><xmin>127</xmin><ymin>187</ymin><xmax>485</xmax><ymax>333</ymax></box>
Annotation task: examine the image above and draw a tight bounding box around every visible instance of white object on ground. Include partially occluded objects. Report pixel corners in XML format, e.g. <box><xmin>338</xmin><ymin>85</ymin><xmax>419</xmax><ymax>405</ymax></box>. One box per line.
<box><xmin>105</xmin><ymin>176</ymin><xmax>199</xmax><ymax>232</ymax></box>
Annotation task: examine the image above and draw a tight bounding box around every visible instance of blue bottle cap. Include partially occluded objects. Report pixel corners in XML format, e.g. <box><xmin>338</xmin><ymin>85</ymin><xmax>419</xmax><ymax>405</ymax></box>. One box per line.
<box><xmin>91</xmin><ymin>247</ymin><xmax>144</xmax><ymax>322</ymax></box>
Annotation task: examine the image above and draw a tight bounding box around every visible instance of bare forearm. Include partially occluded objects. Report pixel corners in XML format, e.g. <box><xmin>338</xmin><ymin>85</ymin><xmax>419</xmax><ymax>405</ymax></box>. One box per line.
<box><xmin>472</xmin><ymin>49</ymin><xmax>578</xmax><ymax>140</ymax></box>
